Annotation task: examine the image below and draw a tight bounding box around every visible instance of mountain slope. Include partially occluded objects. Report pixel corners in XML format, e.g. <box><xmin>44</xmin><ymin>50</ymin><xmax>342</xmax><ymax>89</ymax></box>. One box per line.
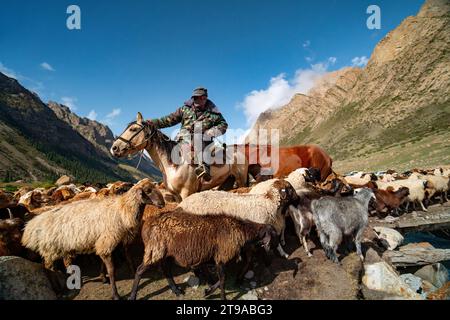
<box><xmin>0</xmin><ymin>73</ymin><xmax>160</xmax><ymax>182</ymax></box>
<box><xmin>48</xmin><ymin>102</ymin><xmax>161</xmax><ymax>179</ymax></box>
<box><xmin>248</xmin><ymin>0</ymin><xmax>450</xmax><ymax>173</ymax></box>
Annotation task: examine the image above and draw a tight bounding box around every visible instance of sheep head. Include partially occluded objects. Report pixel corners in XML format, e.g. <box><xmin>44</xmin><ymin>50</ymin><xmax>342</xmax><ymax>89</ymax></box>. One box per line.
<box><xmin>110</xmin><ymin>181</ymin><xmax>134</xmax><ymax>195</ymax></box>
<box><xmin>135</xmin><ymin>179</ymin><xmax>165</xmax><ymax>208</ymax></box>
<box><xmin>272</xmin><ymin>180</ymin><xmax>298</xmax><ymax>205</ymax></box>
<box><xmin>257</xmin><ymin>224</ymin><xmax>279</xmax><ymax>254</ymax></box>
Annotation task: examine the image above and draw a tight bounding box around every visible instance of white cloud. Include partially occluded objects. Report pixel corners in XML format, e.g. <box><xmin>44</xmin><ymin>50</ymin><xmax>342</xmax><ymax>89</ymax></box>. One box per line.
<box><xmin>351</xmin><ymin>56</ymin><xmax>369</xmax><ymax>67</ymax></box>
<box><xmin>106</xmin><ymin>108</ymin><xmax>121</xmax><ymax>119</ymax></box>
<box><xmin>302</xmin><ymin>40</ymin><xmax>310</xmax><ymax>48</ymax></box>
<box><xmin>101</xmin><ymin>108</ymin><xmax>122</xmax><ymax>126</ymax></box>
<box><xmin>305</xmin><ymin>56</ymin><xmax>314</xmax><ymax>63</ymax></box>
<box><xmin>238</xmin><ymin>59</ymin><xmax>335</xmax><ymax>126</ymax></box>
<box><xmin>61</xmin><ymin>96</ymin><xmax>77</xmax><ymax>111</ymax></box>
<box><xmin>40</xmin><ymin>62</ymin><xmax>55</xmax><ymax>71</ymax></box>
<box><xmin>0</xmin><ymin>62</ymin><xmax>46</xmax><ymax>98</ymax></box>
<box><xmin>0</xmin><ymin>62</ymin><xmax>18</xmax><ymax>79</ymax></box>
<box><xmin>87</xmin><ymin>110</ymin><xmax>97</xmax><ymax>121</ymax></box>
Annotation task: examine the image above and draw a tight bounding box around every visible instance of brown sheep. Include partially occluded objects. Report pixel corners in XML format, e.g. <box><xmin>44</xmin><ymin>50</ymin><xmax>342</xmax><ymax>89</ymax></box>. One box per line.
<box><xmin>373</xmin><ymin>187</ymin><xmax>410</xmax><ymax>216</ymax></box>
<box><xmin>0</xmin><ymin>190</ymin><xmax>15</xmax><ymax>209</ymax></box>
<box><xmin>129</xmin><ymin>210</ymin><xmax>278</xmax><ymax>300</ymax></box>
<box><xmin>22</xmin><ymin>179</ymin><xmax>165</xmax><ymax>300</ymax></box>
<box><xmin>0</xmin><ymin>218</ymin><xmax>24</xmax><ymax>257</ymax></box>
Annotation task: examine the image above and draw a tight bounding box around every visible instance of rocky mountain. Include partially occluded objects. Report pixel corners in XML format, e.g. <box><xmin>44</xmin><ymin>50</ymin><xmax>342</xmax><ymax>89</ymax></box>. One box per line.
<box><xmin>248</xmin><ymin>0</ymin><xmax>450</xmax><ymax>173</ymax></box>
<box><xmin>48</xmin><ymin>102</ymin><xmax>115</xmax><ymax>155</ymax></box>
<box><xmin>0</xmin><ymin>72</ymin><xmax>160</xmax><ymax>183</ymax></box>
<box><xmin>47</xmin><ymin>101</ymin><xmax>161</xmax><ymax>180</ymax></box>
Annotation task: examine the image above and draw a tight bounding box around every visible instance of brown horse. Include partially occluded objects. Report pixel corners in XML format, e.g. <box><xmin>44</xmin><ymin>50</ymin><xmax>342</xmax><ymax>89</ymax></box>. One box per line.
<box><xmin>244</xmin><ymin>144</ymin><xmax>333</xmax><ymax>182</ymax></box>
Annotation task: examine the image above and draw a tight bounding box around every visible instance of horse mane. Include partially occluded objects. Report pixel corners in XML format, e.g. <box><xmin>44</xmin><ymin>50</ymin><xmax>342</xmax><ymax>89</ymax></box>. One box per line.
<box><xmin>144</xmin><ymin>121</ymin><xmax>178</xmax><ymax>158</ymax></box>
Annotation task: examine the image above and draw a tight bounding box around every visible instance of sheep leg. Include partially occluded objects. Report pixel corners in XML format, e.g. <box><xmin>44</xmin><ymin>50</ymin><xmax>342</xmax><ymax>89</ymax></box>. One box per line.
<box><xmin>218</xmin><ymin>263</ymin><xmax>226</xmax><ymax>300</ymax></box>
<box><xmin>318</xmin><ymin>232</ymin><xmax>331</xmax><ymax>259</ymax></box>
<box><xmin>404</xmin><ymin>201</ymin><xmax>410</xmax><ymax>213</ymax></box>
<box><xmin>99</xmin><ymin>254</ymin><xmax>120</xmax><ymax>300</ymax></box>
<box><xmin>123</xmin><ymin>245</ymin><xmax>135</xmax><ymax>275</ymax></box>
<box><xmin>162</xmin><ymin>259</ymin><xmax>184</xmax><ymax>296</ymax></box>
<box><xmin>99</xmin><ymin>262</ymin><xmax>109</xmax><ymax>284</ymax></box>
<box><xmin>276</xmin><ymin>244</ymin><xmax>289</xmax><ymax>259</ymax></box>
<box><xmin>280</xmin><ymin>223</ymin><xmax>286</xmax><ymax>246</ymax></box>
<box><xmin>354</xmin><ymin>228</ymin><xmax>365</xmax><ymax>261</ymax></box>
<box><xmin>328</xmin><ymin>229</ymin><xmax>342</xmax><ymax>264</ymax></box>
<box><xmin>205</xmin><ymin>263</ymin><xmax>226</xmax><ymax>300</ymax></box>
<box><xmin>236</xmin><ymin>247</ymin><xmax>254</xmax><ymax>285</ymax></box>
<box><xmin>294</xmin><ymin>223</ymin><xmax>312</xmax><ymax>257</ymax></box>
<box><xmin>302</xmin><ymin>236</ymin><xmax>312</xmax><ymax>257</ymax></box>
<box><xmin>128</xmin><ymin>262</ymin><xmax>152</xmax><ymax>300</ymax></box>
<box><xmin>204</xmin><ymin>280</ymin><xmax>220</xmax><ymax>297</ymax></box>
<box><xmin>419</xmin><ymin>200</ymin><xmax>428</xmax><ymax>212</ymax></box>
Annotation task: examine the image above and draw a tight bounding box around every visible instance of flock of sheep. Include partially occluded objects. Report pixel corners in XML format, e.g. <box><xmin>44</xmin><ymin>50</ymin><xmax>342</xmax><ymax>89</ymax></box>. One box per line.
<box><xmin>0</xmin><ymin>165</ymin><xmax>449</xmax><ymax>300</ymax></box>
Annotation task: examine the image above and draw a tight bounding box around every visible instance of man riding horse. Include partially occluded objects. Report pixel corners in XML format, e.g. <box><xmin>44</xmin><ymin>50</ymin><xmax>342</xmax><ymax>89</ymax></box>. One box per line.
<box><xmin>147</xmin><ymin>87</ymin><xmax>228</xmax><ymax>181</ymax></box>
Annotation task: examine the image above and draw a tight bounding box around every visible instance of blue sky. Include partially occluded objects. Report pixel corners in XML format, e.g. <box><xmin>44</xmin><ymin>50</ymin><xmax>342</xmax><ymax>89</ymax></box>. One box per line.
<box><xmin>0</xmin><ymin>0</ymin><xmax>424</xmax><ymax>139</ymax></box>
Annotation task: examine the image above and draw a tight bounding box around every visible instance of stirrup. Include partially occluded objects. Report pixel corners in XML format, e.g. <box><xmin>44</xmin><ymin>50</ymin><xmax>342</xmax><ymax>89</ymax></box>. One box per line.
<box><xmin>195</xmin><ymin>164</ymin><xmax>211</xmax><ymax>181</ymax></box>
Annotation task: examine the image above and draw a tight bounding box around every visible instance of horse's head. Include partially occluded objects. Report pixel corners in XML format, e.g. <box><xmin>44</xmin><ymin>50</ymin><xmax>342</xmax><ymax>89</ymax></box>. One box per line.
<box><xmin>110</xmin><ymin>112</ymin><xmax>153</xmax><ymax>158</ymax></box>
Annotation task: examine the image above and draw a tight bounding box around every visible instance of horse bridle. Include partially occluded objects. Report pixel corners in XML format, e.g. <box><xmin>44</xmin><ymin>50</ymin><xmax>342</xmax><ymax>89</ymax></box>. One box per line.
<box><xmin>116</xmin><ymin>121</ymin><xmax>154</xmax><ymax>149</ymax></box>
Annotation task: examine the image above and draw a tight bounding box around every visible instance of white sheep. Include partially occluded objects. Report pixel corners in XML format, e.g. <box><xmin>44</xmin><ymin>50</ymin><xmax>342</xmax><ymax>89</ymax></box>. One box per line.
<box><xmin>344</xmin><ymin>173</ymin><xmax>375</xmax><ymax>186</ymax></box>
<box><xmin>249</xmin><ymin>168</ymin><xmax>312</xmax><ymax>195</ymax></box>
<box><xmin>21</xmin><ymin>178</ymin><xmax>165</xmax><ymax>300</ymax></box>
<box><xmin>249</xmin><ymin>169</ymin><xmax>317</xmax><ymax>251</ymax></box>
<box><xmin>409</xmin><ymin>172</ymin><xmax>449</xmax><ymax>204</ymax></box>
<box><xmin>178</xmin><ymin>179</ymin><xmax>299</xmax><ymax>258</ymax></box>
<box><xmin>434</xmin><ymin>168</ymin><xmax>450</xmax><ymax>177</ymax></box>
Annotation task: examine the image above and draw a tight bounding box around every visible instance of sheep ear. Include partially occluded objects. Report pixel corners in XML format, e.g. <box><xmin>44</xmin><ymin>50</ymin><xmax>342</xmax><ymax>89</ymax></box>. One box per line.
<box><xmin>137</xmin><ymin>112</ymin><xmax>143</xmax><ymax>124</ymax></box>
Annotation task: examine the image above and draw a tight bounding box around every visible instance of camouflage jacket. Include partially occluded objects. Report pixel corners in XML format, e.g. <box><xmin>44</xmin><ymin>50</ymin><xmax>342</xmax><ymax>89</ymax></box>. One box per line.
<box><xmin>150</xmin><ymin>99</ymin><xmax>228</xmax><ymax>141</ymax></box>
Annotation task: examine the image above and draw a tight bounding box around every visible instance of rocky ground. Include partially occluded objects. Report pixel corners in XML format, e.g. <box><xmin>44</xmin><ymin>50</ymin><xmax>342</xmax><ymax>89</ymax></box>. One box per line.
<box><xmin>70</xmin><ymin>220</ymin><xmax>364</xmax><ymax>301</ymax></box>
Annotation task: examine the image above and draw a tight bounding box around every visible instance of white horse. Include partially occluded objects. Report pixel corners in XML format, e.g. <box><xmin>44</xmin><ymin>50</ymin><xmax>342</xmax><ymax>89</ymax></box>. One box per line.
<box><xmin>111</xmin><ymin>112</ymin><xmax>248</xmax><ymax>200</ymax></box>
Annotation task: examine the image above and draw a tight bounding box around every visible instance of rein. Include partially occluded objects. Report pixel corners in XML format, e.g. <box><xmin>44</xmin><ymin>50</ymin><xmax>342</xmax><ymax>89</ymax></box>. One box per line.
<box><xmin>116</xmin><ymin>121</ymin><xmax>155</xmax><ymax>170</ymax></box>
<box><xmin>116</xmin><ymin>121</ymin><xmax>153</xmax><ymax>149</ymax></box>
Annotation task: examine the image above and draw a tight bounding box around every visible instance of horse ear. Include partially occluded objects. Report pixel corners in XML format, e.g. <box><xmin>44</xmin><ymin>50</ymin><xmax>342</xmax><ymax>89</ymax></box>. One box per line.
<box><xmin>137</xmin><ymin>112</ymin><xmax>143</xmax><ymax>124</ymax></box>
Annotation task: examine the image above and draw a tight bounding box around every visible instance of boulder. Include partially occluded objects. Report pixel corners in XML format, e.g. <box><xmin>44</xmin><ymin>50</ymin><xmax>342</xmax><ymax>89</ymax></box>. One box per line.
<box><xmin>427</xmin><ymin>282</ymin><xmax>450</xmax><ymax>300</ymax></box>
<box><xmin>383</xmin><ymin>244</ymin><xmax>450</xmax><ymax>267</ymax></box>
<box><xmin>184</xmin><ymin>275</ymin><xmax>200</xmax><ymax>288</ymax></box>
<box><xmin>364</xmin><ymin>247</ymin><xmax>384</xmax><ymax>264</ymax></box>
<box><xmin>55</xmin><ymin>175</ymin><xmax>73</xmax><ymax>187</ymax></box>
<box><xmin>414</xmin><ymin>263</ymin><xmax>449</xmax><ymax>289</ymax></box>
<box><xmin>241</xmin><ymin>289</ymin><xmax>258</xmax><ymax>300</ymax></box>
<box><xmin>399</xmin><ymin>273</ymin><xmax>424</xmax><ymax>297</ymax></box>
<box><xmin>342</xmin><ymin>252</ymin><xmax>363</xmax><ymax>286</ymax></box>
<box><xmin>0</xmin><ymin>256</ymin><xmax>57</xmax><ymax>300</ymax></box>
<box><xmin>421</xmin><ymin>280</ymin><xmax>438</xmax><ymax>295</ymax></box>
<box><xmin>373</xmin><ymin>227</ymin><xmax>404</xmax><ymax>250</ymax></box>
<box><xmin>244</xmin><ymin>270</ymin><xmax>254</xmax><ymax>280</ymax></box>
<box><xmin>362</xmin><ymin>261</ymin><xmax>423</xmax><ymax>300</ymax></box>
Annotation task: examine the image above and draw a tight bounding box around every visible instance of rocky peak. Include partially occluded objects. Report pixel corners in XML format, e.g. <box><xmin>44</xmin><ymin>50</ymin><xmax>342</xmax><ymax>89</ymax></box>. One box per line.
<box><xmin>247</xmin><ymin>0</ymin><xmax>450</xmax><ymax>172</ymax></box>
<box><xmin>417</xmin><ymin>0</ymin><xmax>450</xmax><ymax>18</ymax></box>
<box><xmin>47</xmin><ymin>101</ymin><xmax>115</xmax><ymax>154</ymax></box>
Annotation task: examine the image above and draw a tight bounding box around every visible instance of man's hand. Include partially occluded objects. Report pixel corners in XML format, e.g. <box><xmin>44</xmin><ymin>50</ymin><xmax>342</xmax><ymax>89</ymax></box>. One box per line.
<box><xmin>204</xmin><ymin>127</ymin><xmax>221</xmax><ymax>140</ymax></box>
